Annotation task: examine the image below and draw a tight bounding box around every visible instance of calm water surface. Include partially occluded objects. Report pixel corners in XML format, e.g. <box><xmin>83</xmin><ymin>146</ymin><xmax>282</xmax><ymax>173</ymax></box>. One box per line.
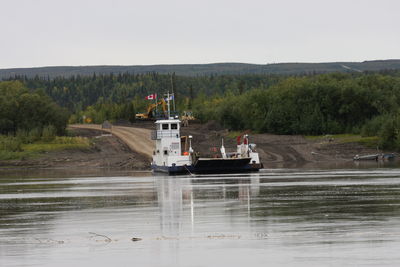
<box><xmin>1</xmin><ymin>167</ymin><xmax>400</xmax><ymax>266</ymax></box>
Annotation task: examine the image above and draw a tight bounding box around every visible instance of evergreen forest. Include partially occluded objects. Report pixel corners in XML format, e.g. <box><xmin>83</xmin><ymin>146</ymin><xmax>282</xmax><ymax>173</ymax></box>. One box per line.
<box><xmin>3</xmin><ymin>69</ymin><xmax>400</xmax><ymax>150</ymax></box>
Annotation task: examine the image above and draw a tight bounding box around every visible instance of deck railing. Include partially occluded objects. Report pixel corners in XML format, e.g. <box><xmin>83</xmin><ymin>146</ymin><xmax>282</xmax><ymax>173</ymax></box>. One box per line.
<box><xmin>154</xmin><ymin>111</ymin><xmax>180</xmax><ymax>119</ymax></box>
<box><xmin>151</xmin><ymin>130</ymin><xmax>180</xmax><ymax>140</ymax></box>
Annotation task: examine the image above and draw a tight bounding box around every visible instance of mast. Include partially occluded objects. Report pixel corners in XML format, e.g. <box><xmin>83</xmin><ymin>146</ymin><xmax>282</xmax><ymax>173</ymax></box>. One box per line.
<box><xmin>167</xmin><ymin>92</ymin><xmax>171</xmax><ymax>119</ymax></box>
<box><xmin>155</xmin><ymin>92</ymin><xmax>158</xmax><ymax>114</ymax></box>
<box><xmin>170</xmin><ymin>74</ymin><xmax>176</xmax><ymax>112</ymax></box>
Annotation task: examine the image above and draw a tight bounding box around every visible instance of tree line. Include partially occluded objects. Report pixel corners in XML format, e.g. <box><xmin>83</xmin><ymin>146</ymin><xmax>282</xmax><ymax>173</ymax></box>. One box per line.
<box><xmin>4</xmin><ymin>71</ymin><xmax>400</xmax><ymax>150</ymax></box>
<box><xmin>0</xmin><ymin>81</ymin><xmax>68</xmax><ymax>135</ymax></box>
<box><xmin>6</xmin><ymin>72</ymin><xmax>284</xmax><ymax>112</ymax></box>
<box><xmin>194</xmin><ymin>72</ymin><xmax>400</xmax><ymax>149</ymax></box>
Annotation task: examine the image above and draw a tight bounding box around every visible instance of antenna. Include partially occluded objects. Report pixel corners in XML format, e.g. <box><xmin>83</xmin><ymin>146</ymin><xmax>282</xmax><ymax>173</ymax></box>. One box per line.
<box><xmin>167</xmin><ymin>92</ymin><xmax>171</xmax><ymax>119</ymax></box>
<box><xmin>155</xmin><ymin>92</ymin><xmax>158</xmax><ymax>114</ymax></box>
<box><xmin>220</xmin><ymin>138</ymin><xmax>227</xmax><ymax>158</ymax></box>
<box><xmin>171</xmin><ymin>74</ymin><xmax>176</xmax><ymax>112</ymax></box>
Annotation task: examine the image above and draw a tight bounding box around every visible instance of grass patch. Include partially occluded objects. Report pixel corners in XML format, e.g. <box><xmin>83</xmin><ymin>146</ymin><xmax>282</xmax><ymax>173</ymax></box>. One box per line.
<box><xmin>355</xmin><ymin>136</ymin><xmax>379</xmax><ymax>148</ymax></box>
<box><xmin>226</xmin><ymin>131</ymin><xmax>242</xmax><ymax>139</ymax></box>
<box><xmin>0</xmin><ymin>136</ymin><xmax>91</xmax><ymax>160</ymax></box>
<box><xmin>305</xmin><ymin>134</ymin><xmax>379</xmax><ymax>148</ymax></box>
<box><xmin>22</xmin><ymin>137</ymin><xmax>90</xmax><ymax>153</ymax></box>
<box><xmin>226</xmin><ymin>130</ymin><xmax>254</xmax><ymax>139</ymax></box>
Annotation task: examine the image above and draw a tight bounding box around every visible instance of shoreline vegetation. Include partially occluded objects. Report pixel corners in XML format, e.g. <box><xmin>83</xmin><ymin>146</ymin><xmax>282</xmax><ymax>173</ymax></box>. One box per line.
<box><xmin>0</xmin><ymin>81</ymin><xmax>89</xmax><ymax>162</ymax></box>
<box><xmin>1</xmin><ymin>69</ymin><xmax>400</xmax><ymax>169</ymax></box>
<box><xmin>0</xmin><ymin>123</ymin><xmax>393</xmax><ymax>170</ymax></box>
<box><xmin>0</xmin><ymin>135</ymin><xmax>90</xmax><ymax>161</ymax></box>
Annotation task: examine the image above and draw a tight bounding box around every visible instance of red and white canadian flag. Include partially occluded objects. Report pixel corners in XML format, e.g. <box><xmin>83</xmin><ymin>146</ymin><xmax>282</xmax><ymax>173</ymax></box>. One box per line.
<box><xmin>145</xmin><ymin>93</ymin><xmax>157</xmax><ymax>100</ymax></box>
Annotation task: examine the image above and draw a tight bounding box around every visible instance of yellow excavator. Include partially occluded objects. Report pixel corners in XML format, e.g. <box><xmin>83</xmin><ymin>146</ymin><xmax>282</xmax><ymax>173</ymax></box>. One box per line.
<box><xmin>135</xmin><ymin>99</ymin><xmax>167</xmax><ymax>120</ymax></box>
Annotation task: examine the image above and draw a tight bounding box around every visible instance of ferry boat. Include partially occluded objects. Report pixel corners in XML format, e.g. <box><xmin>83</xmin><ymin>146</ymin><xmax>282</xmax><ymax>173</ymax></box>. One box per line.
<box><xmin>150</xmin><ymin>94</ymin><xmax>263</xmax><ymax>174</ymax></box>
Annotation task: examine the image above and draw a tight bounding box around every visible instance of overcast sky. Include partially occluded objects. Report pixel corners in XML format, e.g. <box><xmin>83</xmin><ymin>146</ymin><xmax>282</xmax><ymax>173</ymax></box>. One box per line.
<box><xmin>1</xmin><ymin>0</ymin><xmax>399</xmax><ymax>68</ymax></box>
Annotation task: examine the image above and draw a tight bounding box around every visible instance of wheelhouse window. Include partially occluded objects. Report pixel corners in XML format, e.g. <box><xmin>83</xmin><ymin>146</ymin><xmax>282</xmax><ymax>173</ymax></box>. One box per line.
<box><xmin>171</xmin><ymin>123</ymin><xmax>178</xmax><ymax>130</ymax></box>
<box><xmin>162</xmin><ymin>124</ymin><xmax>169</xmax><ymax>130</ymax></box>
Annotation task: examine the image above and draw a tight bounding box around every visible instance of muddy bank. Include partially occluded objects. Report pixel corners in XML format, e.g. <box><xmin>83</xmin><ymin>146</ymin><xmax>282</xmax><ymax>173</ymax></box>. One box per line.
<box><xmin>181</xmin><ymin>121</ymin><xmax>394</xmax><ymax>168</ymax></box>
<box><xmin>0</xmin><ymin>128</ymin><xmax>150</xmax><ymax>170</ymax></box>
<box><xmin>0</xmin><ymin>121</ymin><xmax>394</xmax><ymax>170</ymax></box>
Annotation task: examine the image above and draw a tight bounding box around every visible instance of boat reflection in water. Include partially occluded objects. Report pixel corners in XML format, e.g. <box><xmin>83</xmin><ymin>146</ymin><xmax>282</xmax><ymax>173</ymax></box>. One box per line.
<box><xmin>3</xmin><ymin>169</ymin><xmax>400</xmax><ymax>266</ymax></box>
<box><xmin>156</xmin><ymin>174</ymin><xmax>262</xmax><ymax>239</ymax></box>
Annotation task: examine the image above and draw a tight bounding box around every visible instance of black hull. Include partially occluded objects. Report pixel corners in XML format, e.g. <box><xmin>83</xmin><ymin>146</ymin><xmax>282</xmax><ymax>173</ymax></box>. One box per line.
<box><xmin>193</xmin><ymin>163</ymin><xmax>262</xmax><ymax>174</ymax></box>
<box><xmin>151</xmin><ymin>158</ymin><xmax>263</xmax><ymax>175</ymax></box>
<box><xmin>193</xmin><ymin>157</ymin><xmax>258</xmax><ymax>174</ymax></box>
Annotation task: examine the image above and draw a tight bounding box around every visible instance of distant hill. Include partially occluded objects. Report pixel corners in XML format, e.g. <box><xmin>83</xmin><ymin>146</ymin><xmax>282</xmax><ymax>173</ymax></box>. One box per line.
<box><xmin>1</xmin><ymin>59</ymin><xmax>400</xmax><ymax>79</ymax></box>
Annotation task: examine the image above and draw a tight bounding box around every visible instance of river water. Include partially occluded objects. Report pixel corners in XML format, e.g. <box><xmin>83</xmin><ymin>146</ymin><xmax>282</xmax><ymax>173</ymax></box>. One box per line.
<box><xmin>1</xmin><ymin>167</ymin><xmax>400</xmax><ymax>266</ymax></box>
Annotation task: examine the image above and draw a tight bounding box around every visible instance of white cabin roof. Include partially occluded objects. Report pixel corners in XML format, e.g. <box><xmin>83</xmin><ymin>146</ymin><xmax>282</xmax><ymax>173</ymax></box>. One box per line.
<box><xmin>155</xmin><ymin>119</ymin><xmax>181</xmax><ymax>124</ymax></box>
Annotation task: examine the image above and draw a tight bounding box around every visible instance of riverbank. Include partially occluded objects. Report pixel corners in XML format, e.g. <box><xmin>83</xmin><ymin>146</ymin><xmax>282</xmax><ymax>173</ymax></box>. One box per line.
<box><xmin>0</xmin><ymin>121</ymin><xmax>395</xmax><ymax>170</ymax></box>
<box><xmin>180</xmin><ymin>121</ymin><xmax>394</xmax><ymax>168</ymax></box>
<box><xmin>0</xmin><ymin>128</ymin><xmax>149</xmax><ymax>170</ymax></box>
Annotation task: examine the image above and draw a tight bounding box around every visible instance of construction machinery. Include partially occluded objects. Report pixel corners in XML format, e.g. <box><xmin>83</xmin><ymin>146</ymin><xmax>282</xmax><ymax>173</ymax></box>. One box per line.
<box><xmin>181</xmin><ymin>111</ymin><xmax>196</xmax><ymax>127</ymax></box>
<box><xmin>135</xmin><ymin>99</ymin><xmax>167</xmax><ymax>120</ymax></box>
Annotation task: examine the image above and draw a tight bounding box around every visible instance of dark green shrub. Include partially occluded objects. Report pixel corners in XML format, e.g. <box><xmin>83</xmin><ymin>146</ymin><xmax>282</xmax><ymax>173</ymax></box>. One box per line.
<box><xmin>41</xmin><ymin>125</ymin><xmax>56</xmax><ymax>142</ymax></box>
<box><xmin>0</xmin><ymin>136</ymin><xmax>22</xmax><ymax>152</ymax></box>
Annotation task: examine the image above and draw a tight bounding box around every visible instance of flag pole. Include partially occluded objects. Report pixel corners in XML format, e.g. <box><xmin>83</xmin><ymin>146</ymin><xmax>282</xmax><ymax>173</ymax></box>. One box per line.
<box><xmin>171</xmin><ymin>75</ymin><xmax>176</xmax><ymax>112</ymax></box>
<box><xmin>155</xmin><ymin>92</ymin><xmax>158</xmax><ymax>116</ymax></box>
<box><xmin>167</xmin><ymin>92</ymin><xmax>171</xmax><ymax>119</ymax></box>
